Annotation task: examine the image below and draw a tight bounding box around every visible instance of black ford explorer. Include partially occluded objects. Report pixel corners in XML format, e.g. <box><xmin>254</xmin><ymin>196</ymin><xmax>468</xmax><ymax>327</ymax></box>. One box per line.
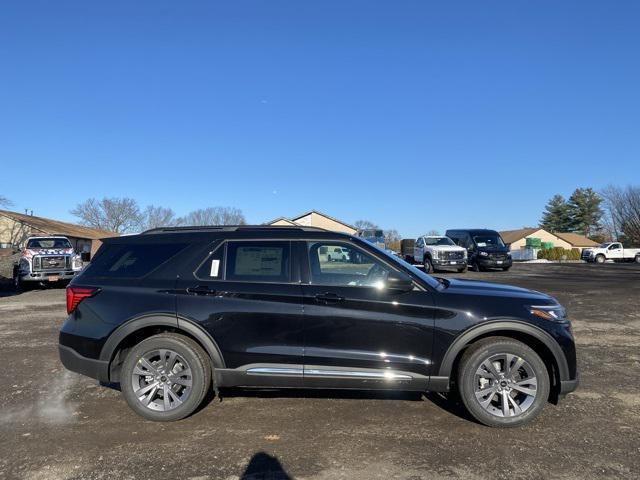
<box><xmin>59</xmin><ymin>225</ymin><xmax>577</xmax><ymax>427</ymax></box>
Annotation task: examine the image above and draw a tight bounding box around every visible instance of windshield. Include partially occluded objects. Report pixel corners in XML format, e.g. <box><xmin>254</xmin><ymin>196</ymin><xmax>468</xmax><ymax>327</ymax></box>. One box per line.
<box><xmin>365</xmin><ymin>241</ymin><xmax>441</xmax><ymax>290</ymax></box>
<box><xmin>361</xmin><ymin>229</ymin><xmax>384</xmax><ymax>239</ymax></box>
<box><xmin>424</xmin><ymin>237</ymin><xmax>455</xmax><ymax>246</ymax></box>
<box><xmin>27</xmin><ymin>238</ymin><xmax>72</xmax><ymax>249</ymax></box>
<box><xmin>473</xmin><ymin>235</ymin><xmax>505</xmax><ymax>248</ymax></box>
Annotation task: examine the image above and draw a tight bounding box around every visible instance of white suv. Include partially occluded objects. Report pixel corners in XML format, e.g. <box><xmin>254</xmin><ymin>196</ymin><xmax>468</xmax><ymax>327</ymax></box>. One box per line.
<box><xmin>414</xmin><ymin>236</ymin><xmax>467</xmax><ymax>273</ymax></box>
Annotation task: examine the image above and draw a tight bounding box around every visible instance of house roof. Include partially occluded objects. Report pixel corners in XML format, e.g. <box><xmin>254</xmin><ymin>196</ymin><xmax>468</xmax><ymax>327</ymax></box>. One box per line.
<box><xmin>267</xmin><ymin>210</ymin><xmax>356</xmax><ymax>231</ymax></box>
<box><xmin>499</xmin><ymin>228</ymin><xmax>542</xmax><ymax>245</ymax></box>
<box><xmin>0</xmin><ymin>210</ymin><xmax>116</xmax><ymax>240</ymax></box>
<box><xmin>553</xmin><ymin>232</ymin><xmax>599</xmax><ymax>247</ymax></box>
<box><xmin>499</xmin><ymin>226</ymin><xmax>599</xmax><ymax>248</ymax></box>
<box><xmin>289</xmin><ymin>210</ymin><xmax>357</xmax><ymax>230</ymax></box>
<box><xmin>265</xmin><ymin>217</ymin><xmax>298</xmax><ymax>226</ymax></box>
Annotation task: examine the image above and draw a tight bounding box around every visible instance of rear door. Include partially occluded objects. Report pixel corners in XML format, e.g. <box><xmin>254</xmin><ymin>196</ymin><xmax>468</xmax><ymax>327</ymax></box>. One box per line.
<box><xmin>175</xmin><ymin>239</ymin><xmax>305</xmax><ymax>385</ymax></box>
<box><xmin>300</xmin><ymin>240</ymin><xmax>436</xmax><ymax>390</ymax></box>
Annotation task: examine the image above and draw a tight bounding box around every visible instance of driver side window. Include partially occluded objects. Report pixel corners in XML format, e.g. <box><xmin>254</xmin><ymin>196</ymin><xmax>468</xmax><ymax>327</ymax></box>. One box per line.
<box><xmin>307</xmin><ymin>242</ymin><xmax>391</xmax><ymax>287</ymax></box>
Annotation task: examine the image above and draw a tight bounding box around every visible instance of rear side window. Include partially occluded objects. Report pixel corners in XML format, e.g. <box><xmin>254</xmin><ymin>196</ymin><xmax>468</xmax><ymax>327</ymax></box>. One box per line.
<box><xmin>225</xmin><ymin>241</ymin><xmax>290</xmax><ymax>283</ymax></box>
<box><xmin>84</xmin><ymin>243</ymin><xmax>187</xmax><ymax>278</ymax></box>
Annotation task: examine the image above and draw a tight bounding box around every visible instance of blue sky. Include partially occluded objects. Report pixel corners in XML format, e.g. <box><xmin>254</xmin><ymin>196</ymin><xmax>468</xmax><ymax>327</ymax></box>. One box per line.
<box><xmin>1</xmin><ymin>1</ymin><xmax>639</xmax><ymax>238</ymax></box>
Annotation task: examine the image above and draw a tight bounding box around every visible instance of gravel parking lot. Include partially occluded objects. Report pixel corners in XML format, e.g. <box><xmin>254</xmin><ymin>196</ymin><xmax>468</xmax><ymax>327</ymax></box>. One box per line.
<box><xmin>1</xmin><ymin>263</ymin><xmax>639</xmax><ymax>480</ymax></box>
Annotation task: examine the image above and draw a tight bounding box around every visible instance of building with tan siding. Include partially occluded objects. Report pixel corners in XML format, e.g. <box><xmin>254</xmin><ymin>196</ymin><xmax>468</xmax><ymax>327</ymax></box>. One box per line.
<box><xmin>267</xmin><ymin>210</ymin><xmax>357</xmax><ymax>235</ymax></box>
<box><xmin>500</xmin><ymin>227</ymin><xmax>599</xmax><ymax>252</ymax></box>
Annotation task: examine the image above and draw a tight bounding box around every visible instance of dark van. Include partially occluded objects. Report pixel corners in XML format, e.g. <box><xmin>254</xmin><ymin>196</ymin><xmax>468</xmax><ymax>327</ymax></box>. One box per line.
<box><xmin>446</xmin><ymin>229</ymin><xmax>512</xmax><ymax>272</ymax></box>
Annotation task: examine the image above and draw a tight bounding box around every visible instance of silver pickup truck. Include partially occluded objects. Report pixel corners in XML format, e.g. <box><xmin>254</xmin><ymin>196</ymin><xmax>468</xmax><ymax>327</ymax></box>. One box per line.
<box><xmin>13</xmin><ymin>236</ymin><xmax>84</xmax><ymax>290</ymax></box>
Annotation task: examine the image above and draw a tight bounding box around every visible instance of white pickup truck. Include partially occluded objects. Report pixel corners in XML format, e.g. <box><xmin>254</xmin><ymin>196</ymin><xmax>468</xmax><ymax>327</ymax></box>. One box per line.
<box><xmin>581</xmin><ymin>242</ymin><xmax>640</xmax><ymax>264</ymax></box>
<box><xmin>414</xmin><ymin>235</ymin><xmax>467</xmax><ymax>273</ymax></box>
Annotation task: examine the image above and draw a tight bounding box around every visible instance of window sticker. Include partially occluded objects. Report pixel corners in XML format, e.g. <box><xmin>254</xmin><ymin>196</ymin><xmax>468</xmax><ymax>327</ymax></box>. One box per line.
<box><xmin>235</xmin><ymin>247</ymin><xmax>283</xmax><ymax>276</ymax></box>
<box><xmin>477</xmin><ymin>242</ymin><xmax>487</xmax><ymax>247</ymax></box>
<box><xmin>210</xmin><ymin>259</ymin><xmax>220</xmax><ymax>277</ymax></box>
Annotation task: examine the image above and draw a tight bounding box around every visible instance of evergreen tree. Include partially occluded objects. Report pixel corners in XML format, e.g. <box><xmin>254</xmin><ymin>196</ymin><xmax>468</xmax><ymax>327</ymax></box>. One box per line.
<box><xmin>540</xmin><ymin>194</ymin><xmax>572</xmax><ymax>232</ymax></box>
<box><xmin>567</xmin><ymin>187</ymin><xmax>603</xmax><ymax>237</ymax></box>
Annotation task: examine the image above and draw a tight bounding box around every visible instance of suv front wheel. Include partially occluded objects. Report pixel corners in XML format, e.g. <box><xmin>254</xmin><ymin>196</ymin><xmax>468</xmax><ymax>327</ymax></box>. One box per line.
<box><xmin>457</xmin><ymin>337</ymin><xmax>550</xmax><ymax>428</ymax></box>
<box><xmin>121</xmin><ymin>333</ymin><xmax>212</xmax><ymax>421</ymax></box>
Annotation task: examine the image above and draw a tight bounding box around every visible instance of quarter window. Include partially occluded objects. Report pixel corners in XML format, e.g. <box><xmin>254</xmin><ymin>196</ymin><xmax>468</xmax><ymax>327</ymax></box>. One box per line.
<box><xmin>195</xmin><ymin>243</ymin><xmax>225</xmax><ymax>279</ymax></box>
<box><xmin>307</xmin><ymin>242</ymin><xmax>392</xmax><ymax>287</ymax></box>
<box><xmin>225</xmin><ymin>241</ymin><xmax>290</xmax><ymax>283</ymax></box>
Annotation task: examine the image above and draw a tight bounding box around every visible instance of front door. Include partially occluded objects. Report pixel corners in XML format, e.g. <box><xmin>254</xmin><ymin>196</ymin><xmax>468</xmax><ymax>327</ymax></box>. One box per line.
<box><xmin>300</xmin><ymin>240</ymin><xmax>436</xmax><ymax>390</ymax></box>
<box><xmin>176</xmin><ymin>240</ymin><xmax>305</xmax><ymax>386</ymax></box>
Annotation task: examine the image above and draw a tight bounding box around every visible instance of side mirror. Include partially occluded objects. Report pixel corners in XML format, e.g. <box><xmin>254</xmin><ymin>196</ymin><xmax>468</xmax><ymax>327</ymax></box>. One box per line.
<box><xmin>81</xmin><ymin>252</ymin><xmax>91</xmax><ymax>262</ymax></box>
<box><xmin>386</xmin><ymin>271</ymin><xmax>414</xmax><ymax>293</ymax></box>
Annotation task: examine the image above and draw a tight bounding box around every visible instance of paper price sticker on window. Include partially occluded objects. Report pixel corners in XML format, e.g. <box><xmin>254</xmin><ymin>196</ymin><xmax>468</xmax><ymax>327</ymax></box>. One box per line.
<box><xmin>210</xmin><ymin>259</ymin><xmax>220</xmax><ymax>277</ymax></box>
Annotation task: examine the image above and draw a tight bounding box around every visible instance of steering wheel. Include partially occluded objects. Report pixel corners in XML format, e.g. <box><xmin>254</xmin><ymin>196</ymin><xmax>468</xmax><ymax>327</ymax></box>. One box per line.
<box><xmin>362</xmin><ymin>263</ymin><xmax>388</xmax><ymax>286</ymax></box>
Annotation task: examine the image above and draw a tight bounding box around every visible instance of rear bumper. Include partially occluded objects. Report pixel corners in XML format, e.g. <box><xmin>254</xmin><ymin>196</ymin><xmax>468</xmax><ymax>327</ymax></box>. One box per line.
<box><xmin>58</xmin><ymin>344</ymin><xmax>110</xmax><ymax>382</ymax></box>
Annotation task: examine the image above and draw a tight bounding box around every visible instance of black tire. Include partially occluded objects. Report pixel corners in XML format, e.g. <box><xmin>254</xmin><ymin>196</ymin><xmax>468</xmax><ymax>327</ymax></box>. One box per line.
<box><xmin>327</xmin><ymin>255</ymin><xmax>332</xmax><ymax>262</ymax></box>
<box><xmin>502</xmin><ymin>267</ymin><xmax>511</xmax><ymax>271</ymax></box>
<box><xmin>12</xmin><ymin>268</ymin><xmax>24</xmax><ymax>292</ymax></box>
<box><xmin>595</xmin><ymin>254</ymin><xmax>606</xmax><ymax>264</ymax></box>
<box><xmin>424</xmin><ymin>257</ymin><xmax>433</xmax><ymax>274</ymax></box>
<box><xmin>457</xmin><ymin>337</ymin><xmax>550</xmax><ymax>428</ymax></box>
<box><xmin>472</xmin><ymin>260</ymin><xmax>483</xmax><ymax>272</ymax></box>
<box><xmin>121</xmin><ymin>333</ymin><xmax>212</xmax><ymax>422</ymax></box>
<box><xmin>635</xmin><ymin>255</ymin><xmax>640</xmax><ymax>264</ymax></box>
<box><xmin>457</xmin><ymin>266</ymin><xmax>467</xmax><ymax>273</ymax></box>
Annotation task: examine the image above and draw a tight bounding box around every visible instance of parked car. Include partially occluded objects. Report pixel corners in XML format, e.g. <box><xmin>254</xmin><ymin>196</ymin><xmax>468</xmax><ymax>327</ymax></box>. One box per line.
<box><xmin>319</xmin><ymin>246</ymin><xmax>350</xmax><ymax>262</ymax></box>
<box><xmin>446</xmin><ymin>229</ymin><xmax>513</xmax><ymax>272</ymax></box>
<box><xmin>59</xmin><ymin>225</ymin><xmax>577</xmax><ymax>427</ymax></box>
<box><xmin>413</xmin><ymin>236</ymin><xmax>467</xmax><ymax>273</ymax></box>
<box><xmin>13</xmin><ymin>236</ymin><xmax>83</xmax><ymax>290</ymax></box>
<box><xmin>581</xmin><ymin>242</ymin><xmax>640</xmax><ymax>264</ymax></box>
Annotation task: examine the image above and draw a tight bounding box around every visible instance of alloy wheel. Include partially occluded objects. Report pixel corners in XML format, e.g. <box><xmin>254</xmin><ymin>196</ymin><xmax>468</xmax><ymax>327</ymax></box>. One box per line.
<box><xmin>131</xmin><ymin>349</ymin><xmax>194</xmax><ymax>412</ymax></box>
<box><xmin>474</xmin><ymin>353</ymin><xmax>537</xmax><ymax>418</ymax></box>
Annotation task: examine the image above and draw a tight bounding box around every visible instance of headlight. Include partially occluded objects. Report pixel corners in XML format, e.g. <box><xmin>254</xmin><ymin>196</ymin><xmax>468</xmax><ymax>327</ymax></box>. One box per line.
<box><xmin>432</xmin><ymin>250</ymin><xmax>438</xmax><ymax>258</ymax></box>
<box><xmin>528</xmin><ymin>304</ymin><xmax>567</xmax><ymax>322</ymax></box>
<box><xmin>72</xmin><ymin>255</ymin><xmax>84</xmax><ymax>271</ymax></box>
<box><xmin>479</xmin><ymin>251</ymin><xmax>489</xmax><ymax>257</ymax></box>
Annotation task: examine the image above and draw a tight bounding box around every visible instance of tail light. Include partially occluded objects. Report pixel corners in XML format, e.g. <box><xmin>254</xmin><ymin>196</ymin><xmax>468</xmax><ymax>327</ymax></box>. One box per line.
<box><xmin>66</xmin><ymin>286</ymin><xmax>100</xmax><ymax>314</ymax></box>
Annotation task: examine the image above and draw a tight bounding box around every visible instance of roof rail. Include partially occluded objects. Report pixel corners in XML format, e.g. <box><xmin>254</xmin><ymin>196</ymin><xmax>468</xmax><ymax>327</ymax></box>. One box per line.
<box><xmin>141</xmin><ymin>225</ymin><xmax>328</xmax><ymax>234</ymax></box>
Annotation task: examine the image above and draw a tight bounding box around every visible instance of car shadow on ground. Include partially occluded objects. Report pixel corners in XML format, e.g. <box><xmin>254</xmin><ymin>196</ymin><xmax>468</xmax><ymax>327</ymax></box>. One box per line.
<box><xmin>215</xmin><ymin>387</ymin><xmax>477</xmax><ymax>423</ymax></box>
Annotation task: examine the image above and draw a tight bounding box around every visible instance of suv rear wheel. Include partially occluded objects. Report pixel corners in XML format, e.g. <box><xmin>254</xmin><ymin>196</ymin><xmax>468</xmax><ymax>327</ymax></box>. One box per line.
<box><xmin>457</xmin><ymin>337</ymin><xmax>549</xmax><ymax>428</ymax></box>
<box><xmin>121</xmin><ymin>333</ymin><xmax>211</xmax><ymax>421</ymax></box>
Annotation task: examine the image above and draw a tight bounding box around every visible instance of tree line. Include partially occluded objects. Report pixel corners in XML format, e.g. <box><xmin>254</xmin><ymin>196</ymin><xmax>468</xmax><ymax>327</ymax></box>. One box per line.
<box><xmin>70</xmin><ymin>197</ymin><xmax>246</xmax><ymax>234</ymax></box>
<box><xmin>540</xmin><ymin>185</ymin><xmax>640</xmax><ymax>246</ymax></box>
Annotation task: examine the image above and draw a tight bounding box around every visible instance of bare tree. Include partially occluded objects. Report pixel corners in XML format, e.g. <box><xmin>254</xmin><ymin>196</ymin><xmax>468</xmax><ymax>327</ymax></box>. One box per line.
<box><xmin>601</xmin><ymin>185</ymin><xmax>640</xmax><ymax>246</ymax></box>
<box><xmin>71</xmin><ymin>197</ymin><xmax>142</xmax><ymax>234</ymax></box>
<box><xmin>0</xmin><ymin>195</ymin><xmax>13</xmax><ymax>208</ymax></box>
<box><xmin>180</xmin><ymin>207</ymin><xmax>246</xmax><ymax>226</ymax></box>
<box><xmin>141</xmin><ymin>206</ymin><xmax>178</xmax><ymax>231</ymax></box>
<box><xmin>354</xmin><ymin>220</ymin><xmax>378</xmax><ymax>230</ymax></box>
<box><xmin>426</xmin><ymin>229</ymin><xmax>440</xmax><ymax>236</ymax></box>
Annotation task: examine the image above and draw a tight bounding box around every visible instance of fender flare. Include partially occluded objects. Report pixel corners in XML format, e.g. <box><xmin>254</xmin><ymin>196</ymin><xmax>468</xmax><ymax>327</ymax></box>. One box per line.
<box><xmin>437</xmin><ymin>320</ymin><xmax>570</xmax><ymax>381</ymax></box>
<box><xmin>99</xmin><ymin>314</ymin><xmax>226</xmax><ymax>372</ymax></box>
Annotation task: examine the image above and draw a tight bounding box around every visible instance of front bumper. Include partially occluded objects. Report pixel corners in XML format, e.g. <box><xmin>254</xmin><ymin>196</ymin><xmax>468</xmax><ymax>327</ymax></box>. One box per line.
<box><xmin>477</xmin><ymin>256</ymin><xmax>513</xmax><ymax>268</ymax></box>
<box><xmin>20</xmin><ymin>270</ymin><xmax>78</xmax><ymax>283</ymax></box>
<box><xmin>432</xmin><ymin>259</ymin><xmax>467</xmax><ymax>268</ymax></box>
<box><xmin>560</xmin><ymin>375</ymin><xmax>579</xmax><ymax>396</ymax></box>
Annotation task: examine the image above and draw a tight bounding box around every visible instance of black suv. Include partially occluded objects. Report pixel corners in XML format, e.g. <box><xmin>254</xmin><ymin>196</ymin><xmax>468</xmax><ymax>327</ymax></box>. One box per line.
<box><xmin>446</xmin><ymin>229</ymin><xmax>513</xmax><ymax>272</ymax></box>
<box><xmin>59</xmin><ymin>226</ymin><xmax>577</xmax><ymax>427</ymax></box>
